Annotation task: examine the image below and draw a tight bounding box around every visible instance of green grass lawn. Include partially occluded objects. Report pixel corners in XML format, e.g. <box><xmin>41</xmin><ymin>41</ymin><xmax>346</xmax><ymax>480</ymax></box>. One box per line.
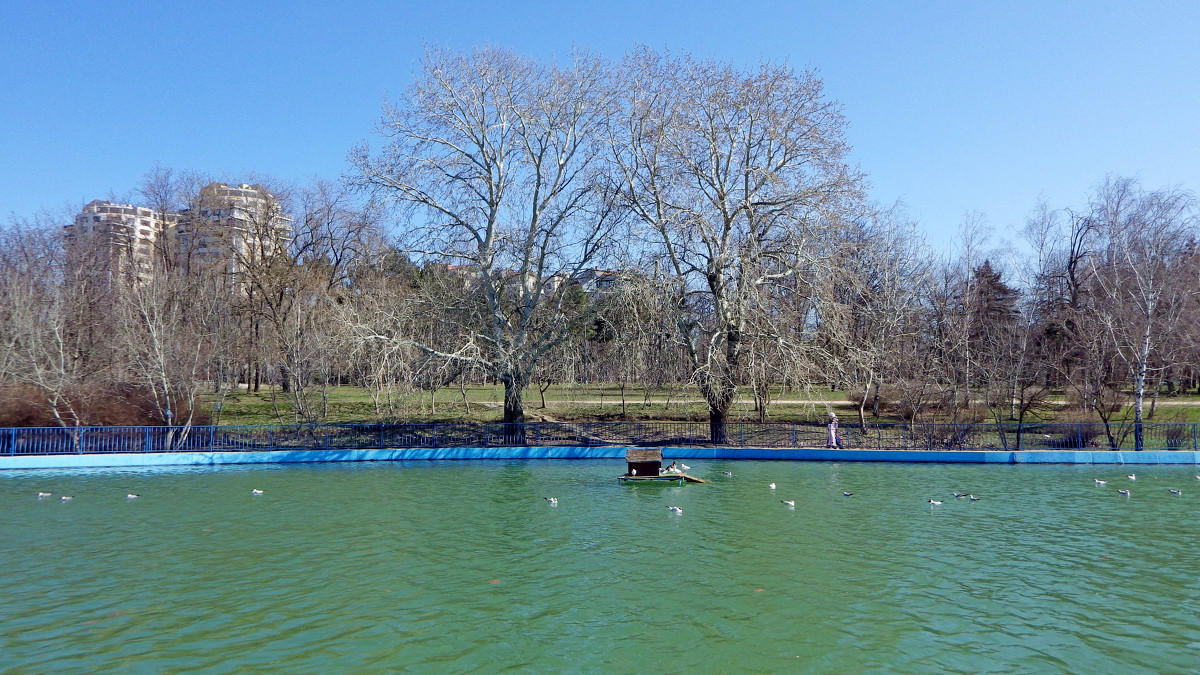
<box><xmin>205</xmin><ymin>384</ymin><xmax>1200</xmax><ymax>427</ymax></box>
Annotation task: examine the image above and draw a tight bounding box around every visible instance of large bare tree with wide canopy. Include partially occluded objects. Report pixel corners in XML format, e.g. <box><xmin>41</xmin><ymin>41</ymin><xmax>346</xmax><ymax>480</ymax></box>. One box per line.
<box><xmin>350</xmin><ymin>46</ymin><xmax>616</xmax><ymax>431</ymax></box>
<box><xmin>608</xmin><ymin>48</ymin><xmax>866</xmax><ymax>442</ymax></box>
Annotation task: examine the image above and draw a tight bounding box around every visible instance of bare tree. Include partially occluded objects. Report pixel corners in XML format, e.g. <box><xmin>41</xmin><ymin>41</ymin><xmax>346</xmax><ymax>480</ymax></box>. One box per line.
<box><xmin>609</xmin><ymin>48</ymin><xmax>865</xmax><ymax>442</ymax></box>
<box><xmin>1085</xmin><ymin>177</ymin><xmax>1197</xmax><ymax>449</ymax></box>
<box><xmin>351</xmin><ymin>45</ymin><xmax>617</xmax><ymax>435</ymax></box>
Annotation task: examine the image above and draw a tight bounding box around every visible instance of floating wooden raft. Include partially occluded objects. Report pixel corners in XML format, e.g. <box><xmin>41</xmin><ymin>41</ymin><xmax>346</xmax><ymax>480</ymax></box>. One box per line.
<box><xmin>618</xmin><ymin>473</ymin><xmax>709</xmax><ymax>484</ymax></box>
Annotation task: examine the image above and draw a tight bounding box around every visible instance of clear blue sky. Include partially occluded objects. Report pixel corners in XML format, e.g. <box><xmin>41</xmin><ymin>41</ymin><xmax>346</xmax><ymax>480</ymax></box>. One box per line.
<box><xmin>2</xmin><ymin>1</ymin><xmax>1197</xmax><ymax>248</ymax></box>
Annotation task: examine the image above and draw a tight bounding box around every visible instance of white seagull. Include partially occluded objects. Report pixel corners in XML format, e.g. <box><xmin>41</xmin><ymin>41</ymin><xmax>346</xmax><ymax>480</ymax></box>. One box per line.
<box><xmin>1094</xmin><ymin>479</ymin><xmax>1106</xmax><ymax>486</ymax></box>
<box><xmin>722</xmin><ymin>471</ymin><xmax>733</xmax><ymax>477</ymax></box>
<box><xmin>251</xmin><ymin>489</ymin><xmax>264</xmax><ymax>495</ymax></box>
<box><xmin>544</xmin><ymin>497</ymin><xmax>558</xmax><ymax>505</ymax></box>
<box><xmin>126</xmin><ymin>494</ymin><xmax>139</xmax><ymax>499</ymax></box>
<box><xmin>680</xmin><ymin>463</ymin><xmax>691</xmax><ymax>471</ymax></box>
<box><xmin>666</xmin><ymin>506</ymin><xmax>683</xmax><ymax>514</ymax></box>
<box><xmin>968</xmin><ymin>495</ymin><xmax>980</xmax><ymax>501</ymax></box>
<box><xmin>1169</xmin><ymin>489</ymin><xmax>1182</xmax><ymax>496</ymax></box>
<box><xmin>843</xmin><ymin>492</ymin><xmax>853</xmax><ymax>497</ymax></box>
<box><xmin>60</xmin><ymin>495</ymin><xmax>73</xmax><ymax>501</ymax></box>
<box><xmin>952</xmin><ymin>492</ymin><xmax>966</xmax><ymax>499</ymax></box>
<box><xmin>928</xmin><ymin>499</ymin><xmax>943</xmax><ymax>506</ymax></box>
<box><xmin>1127</xmin><ymin>474</ymin><xmax>1136</xmax><ymax>481</ymax></box>
<box><xmin>769</xmin><ymin>483</ymin><xmax>776</xmax><ymax>490</ymax></box>
<box><xmin>1118</xmin><ymin>489</ymin><xmax>1131</xmax><ymax>497</ymax></box>
<box><xmin>781</xmin><ymin>500</ymin><xmax>795</xmax><ymax>507</ymax></box>
<box><xmin>37</xmin><ymin>492</ymin><xmax>52</xmax><ymax>498</ymax></box>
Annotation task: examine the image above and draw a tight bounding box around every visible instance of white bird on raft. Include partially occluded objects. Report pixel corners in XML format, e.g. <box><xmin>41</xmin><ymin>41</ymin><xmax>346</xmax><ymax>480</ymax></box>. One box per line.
<box><xmin>781</xmin><ymin>500</ymin><xmax>795</xmax><ymax>507</ymax></box>
<box><xmin>666</xmin><ymin>506</ymin><xmax>683</xmax><ymax>514</ymax></box>
<box><xmin>679</xmin><ymin>464</ymin><xmax>691</xmax><ymax>471</ymax></box>
<box><xmin>251</xmin><ymin>489</ymin><xmax>264</xmax><ymax>495</ymax></box>
<box><xmin>1118</xmin><ymin>489</ymin><xmax>1131</xmax><ymax>497</ymax></box>
<box><xmin>544</xmin><ymin>497</ymin><xmax>558</xmax><ymax>505</ymax></box>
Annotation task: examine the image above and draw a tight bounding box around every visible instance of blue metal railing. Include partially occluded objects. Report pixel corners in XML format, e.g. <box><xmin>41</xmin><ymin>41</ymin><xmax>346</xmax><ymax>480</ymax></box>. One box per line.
<box><xmin>1</xmin><ymin>421</ymin><xmax>1198</xmax><ymax>456</ymax></box>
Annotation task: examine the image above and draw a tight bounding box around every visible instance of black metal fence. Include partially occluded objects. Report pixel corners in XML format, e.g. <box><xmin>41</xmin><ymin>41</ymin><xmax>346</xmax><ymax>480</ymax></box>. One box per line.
<box><xmin>0</xmin><ymin>421</ymin><xmax>1197</xmax><ymax>456</ymax></box>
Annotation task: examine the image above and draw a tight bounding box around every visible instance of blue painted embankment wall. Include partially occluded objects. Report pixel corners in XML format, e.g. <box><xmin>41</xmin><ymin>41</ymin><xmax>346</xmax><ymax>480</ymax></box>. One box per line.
<box><xmin>2</xmin><ymin>447</ymin><xmax>1199</xmax><ymax>470</ymax></box>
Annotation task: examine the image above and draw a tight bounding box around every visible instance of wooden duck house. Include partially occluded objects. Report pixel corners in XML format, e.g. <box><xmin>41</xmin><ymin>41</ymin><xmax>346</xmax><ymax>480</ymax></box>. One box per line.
<box><xmin>625</xmin><ymin>448</ymin><xmax>663</xmax><ymax>477</ymax></box>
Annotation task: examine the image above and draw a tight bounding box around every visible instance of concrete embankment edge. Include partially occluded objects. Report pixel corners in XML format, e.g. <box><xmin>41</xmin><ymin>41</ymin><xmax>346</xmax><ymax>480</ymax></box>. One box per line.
<box><xmin>2</xmin><ymin>447</ymin><xmax>1199</xmax><ymax>470</ymax></box>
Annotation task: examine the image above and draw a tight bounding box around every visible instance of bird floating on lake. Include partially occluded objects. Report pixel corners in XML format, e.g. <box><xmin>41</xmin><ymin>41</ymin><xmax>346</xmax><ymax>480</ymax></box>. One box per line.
<box><xmin>1118</xmin><ymin>489</ymin><xmax>1131</xmax><ymax>497</ymax></box>
<box><xmin>1169</xmin><ymin>489</ymin><xmax>1182</xmax><ymax>496</ymax></box>
<box><xmin>251</xmin><ymin>489</ymin><xmax>264</xmax><ymax>495</ymax></box>
<box><xmin>666</xmin><ymin>506</ymin><xmax>682</xmax><ymax>514</ymax></box>
<box><xmin>60</xmin><ymin>496</ymin><xmax>73</xmax><ymax>501</ymax></box>
<box><xmin>722</xmin><ymin>471</ymin><xmax>732</xmax><ymax>476</ymax></box>
<box><xmin>1094</xmin><ymin>479</ymin><xmax>1106</xmax><ymax>486</ymax></box>
<box><xmin>544</xmin><ymin>497</ymin><xmax>558</xmax><ymax>505</ymax></box>
<box><xmin>952</xmin><ymin>492</ymin><xmax>966</xmax><ymax>499</ymax></box>
<box><xmin>928</xmin><ymin>499</ymin><xmax>943</xmax><ymax>506</ymax></box>
<box><xmin>781</xmin><ymin>500</ymin><xmax>795</xmax><ymax>507</ymax></box>
<box><xmin>969</xmin><ymin>495</ymin><xmax>980</xmax><ymax>501</ymax></box>
<box><xmin>1127</xmin><ymin>474</ymin><xmax>1136</xmax><ymax>481</ymax></box>
<box><xmin>37</xmin><ymin>492</ymin><xmax>51</xmax><ymax>498</ymax></box>
<box><xmin>126</xmin><ymin>494</ymin><xmax>139</xmax><ymax>499</ymax></box>
<box><xmin>843</xmin><ymin>492</ymin><xmax>853</xmax><ymax>497</ymax></box>
<box><xmin>769</xmin><ymin>483</ymin><xmax>776</xmax><ymax>490</ymax></box>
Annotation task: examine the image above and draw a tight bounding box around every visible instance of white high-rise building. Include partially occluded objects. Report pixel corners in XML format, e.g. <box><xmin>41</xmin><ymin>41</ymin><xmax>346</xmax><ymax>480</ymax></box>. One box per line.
<box><xmin>66</xmin><ymin>200</ymin><xmax>176</xmax><ymax>282</ymax></box>
<box><xmin>67</xmin><ymin>183</ymin><xmax>291</xmax><ymax>283</ymax></box>
<box><xmin>174</xmin><ymin>182</ymin><xmax>292</xmax><ymax>276</ymax></box>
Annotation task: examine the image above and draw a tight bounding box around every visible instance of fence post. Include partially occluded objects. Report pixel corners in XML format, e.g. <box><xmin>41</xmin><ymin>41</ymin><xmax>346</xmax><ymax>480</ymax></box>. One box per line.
<box><xmin>1193</xmin><ymin>423</ymin><xmax>1197</xmax><ymax>451</ymax></box>
<box><xmin>9</xmin><ymin>428</ymin><xmax>15</xmax><ymax>456</ymax></box>
<box><xmin>791</xmin><ymin>424</ymin><xmax>797</xmax><ymax>448</ymax></box>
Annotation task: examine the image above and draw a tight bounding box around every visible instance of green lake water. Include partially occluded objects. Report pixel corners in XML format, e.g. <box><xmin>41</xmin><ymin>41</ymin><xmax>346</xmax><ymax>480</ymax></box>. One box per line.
<box><xmin>2</xmin><ymin>460</ymin><xmax>1199</xmax><ymax>673</ymax></box>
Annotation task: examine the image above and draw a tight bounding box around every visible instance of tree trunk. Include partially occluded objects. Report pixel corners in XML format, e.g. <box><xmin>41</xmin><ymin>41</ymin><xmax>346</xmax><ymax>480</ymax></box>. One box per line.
<box><xmin>502</xmin><ymin>373</ymin><xmax>527</xmax><ymax>445</ymax></box>
<box><xmin>709</xmin><ymin>406</ymin><xmax>728</xmax><ymax>445</ymax></box>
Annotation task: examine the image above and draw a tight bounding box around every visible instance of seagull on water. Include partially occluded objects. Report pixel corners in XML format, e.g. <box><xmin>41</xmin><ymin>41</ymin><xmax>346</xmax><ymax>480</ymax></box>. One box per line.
<box><xmin>781</xmin><ymin>500</ymin><xmax>795</xmax><ymax>507</ymax></box>
<box><xmin>1169</xmin><ymin>489</ymin><xmax>1182</xmax><ymax>496</ymax></box>
<box><xmin>60</xmin><ymin>495</ymin><xmax>73</xmax><ymax>501</ymax></box>
<box><xmin>769</xmin><ymin>483</ymin><xmax>776</xmax><ymax>490</ymax></box>
<box><xmin>843</xmin><ymin>492</ymin><xmax>853</xmax><ymax>497</ymax></box>
<box><xmin>1127</xmin><ymin>474</ymin><xmax>1136</xmax><ymax>481</ymax></box>
<box><xmin>1118</xmin><ymin>489</ymin><xmax>1131</xmax><ymax>497</ymax></box>
<box><xmin>126</xmin><ymin>494</ymin><xmax>139</xmax><ymax>499</ymax></box>
<box><xmin>1094</xmin><ymin>479</ymin><xmax>1107</xmax><ymax>486</ymax></box>
<box><xmin>952</xmin><ymin>492</ymin><xmax>966</xmax><ymax>499</ymax></box>
<box><xmin>722</xmin><ymin>471</ymin><xmax>732</xmax><ymax>476</ymax></box>
<box><xmin>251</xmin><ymin>489</ymin><xmax>264</xmax><ymax>495</ymax></box>
<box><xmin>666</xmin><ymin>506</ymin><xmax>682</xmax><ymax>514</ymax></box>
<box><xmin>544</xmin><ymin>497</ymin><xmax>558</xmax><ymax>505</ymax></box>
<box><xmin>928</xmin><ymin>499</ymin><xmax>943</xmax><ymax>506</ymax></box>
<box><xmin>37</xmin><ymin>492</ymin><xmax>52</xmax><ymax>498</ymax></box>
<box><xmin>969</xmin><ymin>495</ymin><xmax>980</xmax><ymax>501</ymax></box>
